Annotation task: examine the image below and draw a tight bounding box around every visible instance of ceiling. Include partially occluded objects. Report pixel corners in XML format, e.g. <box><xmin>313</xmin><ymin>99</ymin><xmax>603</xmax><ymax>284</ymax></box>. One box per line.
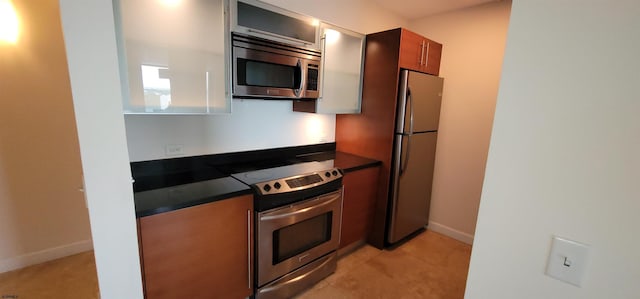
<box><xmin>371</xmin><ymin>0</ymin><xmax>498</xmax><ymax>20</ymax></box>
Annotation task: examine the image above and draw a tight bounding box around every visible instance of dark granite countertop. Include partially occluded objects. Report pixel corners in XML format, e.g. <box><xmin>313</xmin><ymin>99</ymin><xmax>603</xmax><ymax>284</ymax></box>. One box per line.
<box><xmin>333</xmin><ymin>151</ymin><xmax>381</xmax><ymax>173</ymax></box>
<box><xmin>134</xmin><ymin>176</ymin><xmax>252</xmax><ymax>217</ymax></box>
<box><xmin>132</xmin><ymin>143</ymin><xmax>380</xmax><ymax>218</ymax></box>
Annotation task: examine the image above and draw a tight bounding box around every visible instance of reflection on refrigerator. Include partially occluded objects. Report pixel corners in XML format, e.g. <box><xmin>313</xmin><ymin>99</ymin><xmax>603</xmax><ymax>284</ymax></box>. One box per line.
<box><xmin>387</xmin><ymin>69</ymin><xmax>444</xmax><ymax>244</ymax></box>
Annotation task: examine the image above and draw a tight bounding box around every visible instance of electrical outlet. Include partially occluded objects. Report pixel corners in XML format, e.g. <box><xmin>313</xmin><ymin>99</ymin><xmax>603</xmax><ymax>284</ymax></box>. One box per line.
<box><xmin>545</xmin><ymin>236</ymin><xmax>591</xmax><ymax>287</ymax></box>
<box><xmin>165</xmin><ymin>144</ymin><xmax>184</xmax><ymax>156</ymax></box>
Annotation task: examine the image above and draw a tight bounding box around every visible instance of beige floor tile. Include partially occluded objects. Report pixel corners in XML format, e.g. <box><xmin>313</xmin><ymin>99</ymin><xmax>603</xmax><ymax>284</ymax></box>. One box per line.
<box><xmin>0</xmin><ymin>230</ymin><xmax>471</xmax><ymax>299</ymax></box>
<box><xmin>0</xmin><ymin>251</ymin><xmax>99</xmax><ymax>299</ymax></box>
<box><xmin>300</xmin><ymin>230</ymin><xmax>472</xmax><ymax>299</ymax></box>
<box><xmin>295</xmin><ymin>280</ymin><xmax>354</xmax><ymax>299</ymax></box>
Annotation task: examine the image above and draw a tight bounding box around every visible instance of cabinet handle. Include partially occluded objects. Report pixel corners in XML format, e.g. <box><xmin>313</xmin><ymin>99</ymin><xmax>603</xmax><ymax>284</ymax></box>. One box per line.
<box><xmin>425</xmin><ymin>42</ymin><xmax>430</xmax><ymax>68</ymax></box>
<box><xmin>419</xmin><ymin>41</ymin><xmax>425</xmax><ymax>65</ymax></box>
<box><xmin>319</xmin><ymin>33</ymin><xmax>327</xmax><ymax>99</ymax></box>
<box><xmin>247</xmin><ymin>209</ymin><xmax>251</xmax><ymax>290</ymax></box>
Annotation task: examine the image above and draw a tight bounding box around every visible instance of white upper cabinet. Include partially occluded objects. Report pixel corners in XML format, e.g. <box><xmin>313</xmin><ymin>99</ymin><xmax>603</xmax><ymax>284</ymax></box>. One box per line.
<box><xmin>293</xmin><ymin>23</ymin><xmax>365</xmax><ymax>114</ymax></box>
<box><xmin>114</xmin><ymin>0</ymin><xmax>231</xmax><ymax>114</ymax></box>
<box><xmin>319</xmin><ymin>23</ymin><xmax>365</xmax><ymax>114</ymax></box>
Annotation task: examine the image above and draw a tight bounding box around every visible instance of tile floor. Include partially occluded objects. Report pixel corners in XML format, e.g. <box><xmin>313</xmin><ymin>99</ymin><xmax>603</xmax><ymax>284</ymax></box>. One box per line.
<box><xmin>296</xmin><ymin>230</ymin><xmax>472</xmax><ymax>299</ymax></box>
<box><xmin>0</xmin><ymin>230</ymin><xmax>471</xmax><ymax>299</ymax></box>
<box><xmin>0</xmin><ymin>251</ymin><xmax>99</xmax><ymax>299</ymax></box>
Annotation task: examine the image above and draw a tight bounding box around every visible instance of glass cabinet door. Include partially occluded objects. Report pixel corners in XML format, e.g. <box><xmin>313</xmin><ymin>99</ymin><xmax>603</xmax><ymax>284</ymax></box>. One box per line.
<box><xmin>114</xmin><ymin>0</ymin><xmax>231</xmax><ymax>114</ymax></box>
<box><xmin>317</xmin><ymin>23</ymin><xmax>365</xmax><ymax>114</ymax></box>
<box><xmin>231</xmin><ymin>0</ymin><xmax>319</xmax><ymax>50</ymax></box>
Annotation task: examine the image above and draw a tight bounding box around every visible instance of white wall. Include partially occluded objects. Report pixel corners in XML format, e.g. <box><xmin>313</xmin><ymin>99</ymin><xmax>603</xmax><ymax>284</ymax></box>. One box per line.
<box><xmin>409</xmin><ymin>1</ymin><xmax>512</xmax><ymax>244</ymax></box>
<box><xmin>466</xmin><ymin>1</ymin><xmax>640</xmax><ymax>298</ymax></box>
<box><xmin>60</xmin><ymin>0</ymin><xmax>144</xmax><ymax>297</ymax></box>
<box><xmin>0</xmin><ymin>0</ymin><xmax>92</xmax><ymax>273</ymax></box>
<box><xmin>125</xmin><ymin>0</ymin><xmax>408</xmax><ymax>162</ymax></box>
<box><xmin>126</xmin><ymin>101</ymin><xmax>335</xmax><ymax>161</ymax></box>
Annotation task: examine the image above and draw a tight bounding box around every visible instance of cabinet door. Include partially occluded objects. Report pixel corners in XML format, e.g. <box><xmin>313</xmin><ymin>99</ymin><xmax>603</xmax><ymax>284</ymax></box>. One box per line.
<box><xmin>399</xmin><ymin>29</ymin><xmax>442</xmax><ymax>75</ymax></box>
<box><xmin>424</xmin><ymin>40</ymin><xmax>442</xmax><ymax>76</ymax></box>
<box><xmin>138</xmin><ymin>195</ymin><xmax>253</xmax><ymax>299</ymax></box>
<box><xmin>231</xmin><ymin>0</ymin><xmax>319</xmax><ymax>49</ymax></box>
<box><xmin>340</xmin><ymin>167</ymin><xmax>380</xmax><ymax>249</ymax></box>
<box><xmin>115</xmin><ymin>0</ymin><xmax>231</xmax><ymax>114</ymax></box>
<box><xmin>317</xmin><ymin>23</ymin><xmax>365</xmax><ymax>114</ymax></box>
<box><xmin>293</xmin><ymin>23</ymin><xmax>365</xmax><ymax>114</ymax></box>
<box><xmin>399</xmin><ymin>29</ymin><xmax>425</xmax><ymax>72</ymax></box>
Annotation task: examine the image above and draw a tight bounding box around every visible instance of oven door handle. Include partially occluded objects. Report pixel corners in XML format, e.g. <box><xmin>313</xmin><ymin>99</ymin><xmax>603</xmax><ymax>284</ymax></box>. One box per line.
<box><xmin>260</xmin><ymin>195</ymin><xmax>339</xmax><ymax>221</ymax></box>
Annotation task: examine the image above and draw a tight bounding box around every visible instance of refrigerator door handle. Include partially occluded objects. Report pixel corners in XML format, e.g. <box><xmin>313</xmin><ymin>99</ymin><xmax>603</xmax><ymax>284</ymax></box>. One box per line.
<box><xmin>400</xmin><ymin>134</ymin><xmax>411</xmax><ymax>177</ymax></box>
<box><xmin>408</xmin><ymin>87</ymin><xmax>415</xmax><ymax>135</ymax></box>
<box><xmin>400</xmin><ymin>88</ymin><xmax>414</xmax><ymax>177</ymax></box>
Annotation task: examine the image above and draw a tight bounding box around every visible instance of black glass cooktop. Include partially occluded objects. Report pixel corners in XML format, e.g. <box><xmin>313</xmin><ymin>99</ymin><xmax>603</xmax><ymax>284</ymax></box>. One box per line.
<box><xmin>231</xmin><ymin>161</ymin><xmax>335</xmax><ymax>185</ymax></box>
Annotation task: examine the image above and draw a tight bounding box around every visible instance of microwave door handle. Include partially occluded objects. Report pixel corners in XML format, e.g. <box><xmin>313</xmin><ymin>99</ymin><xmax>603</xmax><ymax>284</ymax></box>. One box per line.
<box><xmin>294</xmin><ymin>59</ymin><xmax>303</xmax><ymax>98</ymax></box>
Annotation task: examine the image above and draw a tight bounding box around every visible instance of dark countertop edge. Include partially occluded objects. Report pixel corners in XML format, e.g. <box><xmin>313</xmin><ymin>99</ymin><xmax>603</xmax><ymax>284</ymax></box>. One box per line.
<box><xmin>136</xmin><ymin>189</ymin><xmax>253</xmax><ymax>218</ymax></box>
<box><xmin>334</xmin><ymin>151</ymin><xmax>382</xmax><ymax>173</ymax></box>
<box><xmin>341</xmin><ymin>160</ymin><xmax>382</xmax><ymax>173</ymax></box>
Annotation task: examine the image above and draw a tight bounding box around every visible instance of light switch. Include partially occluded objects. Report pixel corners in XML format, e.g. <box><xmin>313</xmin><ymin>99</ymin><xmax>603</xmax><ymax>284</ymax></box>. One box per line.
<box><xmin>545</xmin><ymin>236</ymin><xmax>590</xmax><ymax>287</ymax></box>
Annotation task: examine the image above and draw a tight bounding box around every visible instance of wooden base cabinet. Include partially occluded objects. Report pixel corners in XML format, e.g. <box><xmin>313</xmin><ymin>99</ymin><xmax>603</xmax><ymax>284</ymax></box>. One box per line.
<box><xmin>340</xmin><ymin>167</ymin><xmax>380</xmax><ymax>249</ymax></box>
<box><xmin>137</xmin><ymin>195</ymin><xmax>253</xmax><ymax>299</ymax></box>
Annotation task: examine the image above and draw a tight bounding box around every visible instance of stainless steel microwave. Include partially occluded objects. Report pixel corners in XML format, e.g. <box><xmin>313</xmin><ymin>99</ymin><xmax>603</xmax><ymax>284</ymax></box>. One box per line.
<box><xmin>231</xmin><ymin>34</ymin><xmax>321</xmax><ymax>99</ymax></box>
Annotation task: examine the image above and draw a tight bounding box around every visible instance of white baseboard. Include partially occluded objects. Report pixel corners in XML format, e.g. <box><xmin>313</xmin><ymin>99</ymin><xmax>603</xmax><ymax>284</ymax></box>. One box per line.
<box><xmin>427</xmin><ymin>221</ymin><xmax>474</xmax><ymax>245</ymax></box>
<box><xmin>0</xmin><ymin>239</ymin><xmax>93</xmax><ymax>274</ymax></box>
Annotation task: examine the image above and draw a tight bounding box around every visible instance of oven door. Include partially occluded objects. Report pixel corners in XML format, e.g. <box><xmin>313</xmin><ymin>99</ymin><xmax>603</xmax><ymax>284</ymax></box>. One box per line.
<box><xmin>257</xmin><ymin>188</ymin><xmax>342</xmax><ymax>286</ymax></box>
<box><xmin>233</xmin><ymin>46</ymin><xmax>309</xmax><ymax>99</ymax></box>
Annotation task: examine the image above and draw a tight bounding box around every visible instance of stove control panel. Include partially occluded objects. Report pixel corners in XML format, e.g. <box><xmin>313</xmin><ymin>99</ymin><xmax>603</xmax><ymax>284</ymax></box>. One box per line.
<box><xmin>254</xmin><ymin>167</ymin><xmax>343</xmax><ymax>196</ymax></box>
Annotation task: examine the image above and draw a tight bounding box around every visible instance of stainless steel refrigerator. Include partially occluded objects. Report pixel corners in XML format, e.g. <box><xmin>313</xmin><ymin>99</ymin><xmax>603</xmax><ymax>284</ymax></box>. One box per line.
<box><xmin>387</xmin><ymin>70</ymin><xmax>444</xmax><ymax>244</ymax></box>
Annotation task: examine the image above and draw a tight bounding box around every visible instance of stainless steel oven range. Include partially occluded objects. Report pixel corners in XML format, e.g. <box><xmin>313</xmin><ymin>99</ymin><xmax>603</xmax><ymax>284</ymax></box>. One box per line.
<box><xmin>232</xmin><ymin>162</ymin><xmax>343</xmax><ymax>299</ymax></box>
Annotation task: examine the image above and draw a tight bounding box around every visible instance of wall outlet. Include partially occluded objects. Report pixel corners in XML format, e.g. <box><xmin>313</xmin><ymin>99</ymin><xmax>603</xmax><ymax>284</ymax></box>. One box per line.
<box><xmin>545</xmin><ymin>236</ymin><xmax>591</xmax><ymax>287</ymax></box>
<box><xmin>165</xmin><ymin>144</ymin><xmax>184</xmax><ymax>156</ymax></box>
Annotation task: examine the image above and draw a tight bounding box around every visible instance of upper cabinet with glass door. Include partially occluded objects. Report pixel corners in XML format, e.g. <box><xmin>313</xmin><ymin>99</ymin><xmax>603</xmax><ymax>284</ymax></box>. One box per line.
<box><xmin>114</xmin><ymin>0</ymin><xmax>231</xmax><ymax>114</ymax></box>
<box><xmin>230</xmin><ymin>0</ymin><xmax>320</xmax><ymax>50</ymax></box>
<box><xmin>293</xmin><ymin>23</ymin><xmax>365</xmax><ymax>114</ymax></box>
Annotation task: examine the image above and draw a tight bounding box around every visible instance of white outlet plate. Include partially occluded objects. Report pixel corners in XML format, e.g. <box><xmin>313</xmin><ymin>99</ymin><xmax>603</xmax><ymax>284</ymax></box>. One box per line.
<box><xmin>545</xmin><ymin>236</ymin><xmax>590</xmax><ymax>287</ymax></box>
<box><xmin>165</xmin><ymin>144</ymin><xmax>184</xmax><ymax>156</ymax></box>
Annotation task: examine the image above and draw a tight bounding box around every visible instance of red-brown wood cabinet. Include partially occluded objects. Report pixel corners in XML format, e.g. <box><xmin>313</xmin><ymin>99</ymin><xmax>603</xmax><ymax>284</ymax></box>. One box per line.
<box><xmin>137</xmin><ymin>195</ymin><xmax>253</xmax><ymax>299</ymax></box>
<box><xmin>336</xmin><ymin>28</ymin><xmax>442</xmax><ymax>248</ymax></box>
<box><xmin>340</xmin><ymin>166</ymin><xmax>380</xmax><ymax>249</ymax></box>
<box><xmin>398</xmin><ymin>29</ymin><xmax>442</xmax><ymax>75</ymax></box>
